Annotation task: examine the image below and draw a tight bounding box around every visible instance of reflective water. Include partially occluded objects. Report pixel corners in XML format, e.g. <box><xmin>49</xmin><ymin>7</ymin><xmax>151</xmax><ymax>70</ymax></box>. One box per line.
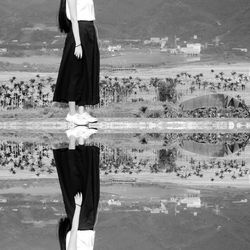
<box><xmin>0</xmin><ymin>132</ymin><xmax>250</xmax><ymax>250</ymax></box>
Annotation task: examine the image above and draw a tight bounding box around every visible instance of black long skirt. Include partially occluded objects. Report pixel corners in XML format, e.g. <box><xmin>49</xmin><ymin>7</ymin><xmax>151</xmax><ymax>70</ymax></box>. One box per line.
<box><xmin>53</xmin><ymin>145</ymin><xmax>100</xmax><ymax>230</ymax></box>
<box><xmin>53</xmin><ymin>21</ymin><xmax>100</xmax><ymax>106</ymax></box>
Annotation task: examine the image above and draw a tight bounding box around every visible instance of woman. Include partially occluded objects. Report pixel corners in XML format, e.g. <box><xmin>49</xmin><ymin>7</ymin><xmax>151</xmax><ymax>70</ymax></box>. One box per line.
<box><xmin>54</xmin><ymin>143</ymin><xmax>100</xmax><ymax>250</ymax></box>
<box><xmin>53</xmin><ymin>0</ymin><xmax>100</xmax><ymax>125</ymax></box>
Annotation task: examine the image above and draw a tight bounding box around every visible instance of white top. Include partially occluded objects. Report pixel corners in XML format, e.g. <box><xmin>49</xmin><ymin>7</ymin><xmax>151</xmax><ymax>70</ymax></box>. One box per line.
<box><xmin>66</xmin><ymin>0</ymin><xmax>95</xmax><ymax>21</ymax></box>
<box><xmin>66</xmin><ymin>230</ymin><xmax>95</xmax><ymax>250</ymax></box>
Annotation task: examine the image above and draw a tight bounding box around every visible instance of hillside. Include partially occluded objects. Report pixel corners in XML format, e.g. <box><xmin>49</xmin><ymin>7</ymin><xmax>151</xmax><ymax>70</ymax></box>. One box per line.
<box><xmin>217</xmin><ymin>6</ymin><xmax>250</xmax><ymax>48</ymax></box>
<box><xmin>0</xmin><ymin>0</ymin><xmax>249</xmax><ymax>47</ymax></box>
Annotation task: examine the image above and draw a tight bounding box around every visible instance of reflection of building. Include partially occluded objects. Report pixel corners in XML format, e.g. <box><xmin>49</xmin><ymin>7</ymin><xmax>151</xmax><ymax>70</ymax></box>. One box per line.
<box><xmin>180</xmin><ymin>197</ymin><xmax>201</xmax><ymax>208</ymax></box>
<box><xmin>167</xmin><ymin>48</ymin><xmax>179</xmax><ymax>54</ymax></box>
<box><xmin>144</xmin><ymin>201</ymin><xmax>169</xmax><ymax>214</ymax></box>
<box><xmin>213</xmin><ymin>36</ymin><xmax>220</xmax><ymax>46</ymax></box>
<box><xmin>143</xmin><ymin>190</ymin><xmax>201</xmax><ymax>214</ymax></box>
<box><xmin>213</xmin><ymin>204</ymin><xmax>221</xmax><ymax>215</ymax></box>
<box><xmin>171</xmin><ymin>190</ymin><xmax>201</xmax><ymax>208</ymax></box>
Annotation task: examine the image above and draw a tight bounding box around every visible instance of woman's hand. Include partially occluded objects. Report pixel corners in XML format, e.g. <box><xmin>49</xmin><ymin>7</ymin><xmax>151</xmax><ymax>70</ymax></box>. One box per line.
<box><xmin>74</xmin><ymin>192</ymin><xmax>82</xmax><ymax>206</ymax></box>
<box><xmin>74</xmin><ymin>46</ymin><xmax>82</xmax><ymax>59</ymax></box>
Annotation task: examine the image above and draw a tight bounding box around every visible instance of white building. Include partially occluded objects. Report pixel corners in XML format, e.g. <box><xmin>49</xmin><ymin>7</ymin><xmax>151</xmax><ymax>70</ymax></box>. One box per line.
<box><xmin>107</xmin><ymin>199</ymin><xmax>122</xmax><ymax>206</ymax></box>
<box><xmin>232</xmin><ymin>48</ymin><xmax>248</xmax><ymax>53</ymax></box>
<box><xmin>20</xmin><ymin>43</ymin><xmax>31</xmax><ymax>47</ymax></box>
<box><xmin>107</xmin><ymin>45</ymin><xmax>122</xmax><ymax>52</ymax></box>
<box><xmin>169</xmin><ymin>48</ymin><xmax>179</xmax><ymax>54</ymax></box>
<box><xmin>40</xmin><ymin>48</ymin><xmax>47</xmax><ymax>52</ymax></box>
<box><xmin>102</xmin><ymin>40</ymin><xmax>111</xmax><ymax>44</ymax></box>
<box><xmin>180</xmin><ymin>43</ymin><xmax>201</xmax><ymax>55</ymax></box>
<box><xmin>144</xmin><ymin>40</ymin><xmax>151</xmax><ymax>45</ymax></box>
<box><xmin>0</xmin><ymin>48</ymin><xmax>7</xmax><ymax>55</ymax></box>
<box><xmin>160</xmin><ymin>37</ymin><xmax>169</xmax><ymax>49</ymax></box>
<box><xmin>161</xmin><ymin>40</ymin><xmax>167</xmax><ymax>49</ymax></box>
<box><xmin>150</xmin><ymin>37</ymin><xmax>161</xmax><ymax>43</ymax></box>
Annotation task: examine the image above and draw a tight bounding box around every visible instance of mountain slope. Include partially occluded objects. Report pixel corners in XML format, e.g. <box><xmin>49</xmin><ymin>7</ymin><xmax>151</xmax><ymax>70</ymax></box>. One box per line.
<box><xmin>218</xmin><ymin>7</ymin><xmax>250</xmax><ymax>48</ymax></box>
<box><xmin>0</xmin><ymin>0</ymin><xmax>249</xmax><ymax>47</ymax></box>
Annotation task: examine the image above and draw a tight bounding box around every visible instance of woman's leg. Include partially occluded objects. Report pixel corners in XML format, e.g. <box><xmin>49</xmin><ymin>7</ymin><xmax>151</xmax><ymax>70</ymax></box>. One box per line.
<box><xmin>68</xmin><ymin>135</ymin><xmax>76</xmax><ymax>150</ymax></box>
<box><xmin>78</xmin><ymin>105</ymin><xmax>97</xmax><ymax>122</ymax></box>
<box><xmin>78</xmin><ymin>105</ymin><xmax>87</xmax><ymax>114</ymax></box>
<box><xmin>78</xmin><ymin>136</ymin><xmax>86</xmax><ymax>145</ymax></box>
<box><xmin>66</xmin><ymin>102</ymin><xmax>89</xmax><ymax>125</ymax></box>
<box><xmin>69</xmin><ymin>101</ymin><xmax>77</xmax><ymax>115</ymax></box>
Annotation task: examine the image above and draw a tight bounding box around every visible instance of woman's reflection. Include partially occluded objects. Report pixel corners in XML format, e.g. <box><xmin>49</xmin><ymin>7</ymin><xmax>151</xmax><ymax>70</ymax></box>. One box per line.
<box><xmin>53</xmin><ymin>127</ymin><xmax>100</xmax><ymax>250</ymax></box>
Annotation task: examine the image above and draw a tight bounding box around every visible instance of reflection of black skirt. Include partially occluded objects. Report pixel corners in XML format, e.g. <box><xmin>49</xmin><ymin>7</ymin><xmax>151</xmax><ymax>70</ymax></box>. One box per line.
<box><xmin>53</xmin><ymin>21</ymin><xmax>100</xmax><ymax>106</ymax></box>
<box><xmin>53</xmin><ymin>145</ymin><xmax>100</xmax><ymax>230</ymax></box>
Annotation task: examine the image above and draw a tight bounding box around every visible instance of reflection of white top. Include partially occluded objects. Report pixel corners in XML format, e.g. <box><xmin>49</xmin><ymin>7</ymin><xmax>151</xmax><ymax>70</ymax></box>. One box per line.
<box><xmin>66</xmin><ymin>230</ymin><xmax>95</xmax><ymax>250</ymax></box>
<box><xmin>66</xmin><ymin>0</ymin><xmax>95</xmax><ymax>21</ymax></box>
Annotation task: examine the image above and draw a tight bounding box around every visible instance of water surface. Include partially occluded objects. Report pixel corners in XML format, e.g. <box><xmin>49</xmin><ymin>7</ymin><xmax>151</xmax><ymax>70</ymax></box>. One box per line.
<box><xmin>0</xmin><ymin>132</ymin><xmax>250</xmax><ymax>250</ymax></box>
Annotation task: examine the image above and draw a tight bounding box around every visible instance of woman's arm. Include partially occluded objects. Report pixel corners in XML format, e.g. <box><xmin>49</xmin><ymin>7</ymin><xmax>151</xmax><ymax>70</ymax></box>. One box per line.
<box><xmin>67</xmin><ymin>206</ymin><xmax>80</xmax><ymax>250</ymax></box>
<box><xmin>67</xmin><ymin>193</ymin><xmax>83</xmax><ymax>250</ymax></box>
<box><xmin>67</xmin><ymin>0</ymin><xmax>82</xmax><ymax>59</ymax></box>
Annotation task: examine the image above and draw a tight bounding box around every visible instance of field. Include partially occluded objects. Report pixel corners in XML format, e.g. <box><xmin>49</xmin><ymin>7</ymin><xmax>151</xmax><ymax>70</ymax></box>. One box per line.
<box><xmin>0</xmin><ymin>48</ymin><xmax>198</xmax><ymax>72</ymax></box>
<box><xmin>0</xmin><ymin>60</ymin><xmax>249</xmax><ymax>80</ymax></box>
<box><xmin>101</xmin><ymin>48</ymin><xmax>193</xmax><ymax>67</ymax></box>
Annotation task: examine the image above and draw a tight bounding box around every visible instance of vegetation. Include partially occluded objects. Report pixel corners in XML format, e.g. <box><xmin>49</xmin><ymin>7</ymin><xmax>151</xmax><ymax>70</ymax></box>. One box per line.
<box><xmin>0</xmin><ymin>75</ymin><xmax>151</xmax><ymax>110</ymax></box>
<box><xmin>157</xmin><ymin>78</ymin><xmax>177</xmax><ymax>103</ymax></box>
<box><xmin>1</xmin><ymin>70</ymin><xmax>250</xmax><ymax>119</ymax></box>
<box><xmin>1</xmin><ymin>133</ymin><xmax>249</xmax><ymax>181</ymax></box>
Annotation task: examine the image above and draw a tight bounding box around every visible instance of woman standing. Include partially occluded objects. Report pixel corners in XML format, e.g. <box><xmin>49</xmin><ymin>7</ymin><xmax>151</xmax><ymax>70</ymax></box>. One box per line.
<box><xmin>53</xmin><ymin>0</ymin><xmax>100</xmax><ymax>125</ymax></box>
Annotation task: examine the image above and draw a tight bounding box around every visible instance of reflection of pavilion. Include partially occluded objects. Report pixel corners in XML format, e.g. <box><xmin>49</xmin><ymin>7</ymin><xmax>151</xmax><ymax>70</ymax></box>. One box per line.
<box><xmin>180</xmin><ymin>139</ymin><xmax>245</xmax><ymax>157</ymax></box>
<box><xmin>176</xmin><ymin>134</ymin><xmax>250</xmax><ymax>182</ymax></box>
<box><xmin>180</xmin><ymin>133</ymin><xmax>250</xmax><ymax>157</ymax></box>
<box><xmin>1</xmin><ymin>135</ymin><xmax>250</xmax><ymax>185</ymax></box>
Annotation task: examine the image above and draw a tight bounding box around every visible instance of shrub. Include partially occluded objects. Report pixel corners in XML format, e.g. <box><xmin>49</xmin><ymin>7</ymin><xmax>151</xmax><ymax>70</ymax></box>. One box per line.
<box><xmin>158</xmin><ymin>79</ymin><xmax>177</xmax><ymax>103</ymax></box>
<box><xmin>147</xmin><ymin>111</ymin><xmax>161</xmax><ymax>118</ymax></box>
<box><xmin>158</xmin><ymin>80</ymin><xmax>168</xmax><ymax>102</ymax></box>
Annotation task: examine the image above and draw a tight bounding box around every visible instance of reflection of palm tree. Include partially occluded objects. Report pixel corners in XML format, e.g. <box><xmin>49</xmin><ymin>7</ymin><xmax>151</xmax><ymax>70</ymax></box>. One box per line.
<box><xmin>190</xmin><ymin>86</ymin><xmax>195</xmax><ymax>93</ymax></box>
<box><xmin>189</xmin><ymin>157</ymin><xmax>195</xmax><ymax>165</ymax></box>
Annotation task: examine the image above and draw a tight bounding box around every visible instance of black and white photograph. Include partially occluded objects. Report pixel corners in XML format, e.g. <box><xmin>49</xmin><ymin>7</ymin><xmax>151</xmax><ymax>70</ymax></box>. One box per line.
<box><xmin>0</xmin><ymin>0</ymin><xmax>250</xmax><ymax>249</ymax></box>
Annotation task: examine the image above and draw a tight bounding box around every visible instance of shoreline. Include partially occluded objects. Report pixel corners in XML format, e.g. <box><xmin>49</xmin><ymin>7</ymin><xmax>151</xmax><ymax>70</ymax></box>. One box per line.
<box><xmin>0</xmin><ymin>118</ymin><xmax>249</xmax><ymax>132</ymax></box>
<box><xmin>0</xmin><ymin>175</ymin><xmax>249</xmax><ymax>189</ymax></box>
<box><xmin>0</xmin><ymin>61</ymin><xmax>250</xmax><ymax>80</ymax></box>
